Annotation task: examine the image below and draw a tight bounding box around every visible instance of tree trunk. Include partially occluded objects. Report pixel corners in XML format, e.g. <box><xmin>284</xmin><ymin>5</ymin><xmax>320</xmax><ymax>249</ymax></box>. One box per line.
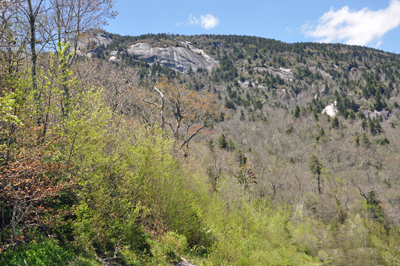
<box><xmin>1</xmin><ymin>201</ymin><xmax>5</xmax><ymax>242</ymax></box>
<box><xmin>27</xmin><ymin>0</ymin><xmax>42</xmax><ymax>124</ymax></box>
<box><xmin>11</xmin><ymin>200</ymin><xmax>18</xmax><ymax>241</ymax></box>
<box><xmin>28</xmin><ymin>0</ymin><xmax>37</xmax><ymax>94</ymax></box>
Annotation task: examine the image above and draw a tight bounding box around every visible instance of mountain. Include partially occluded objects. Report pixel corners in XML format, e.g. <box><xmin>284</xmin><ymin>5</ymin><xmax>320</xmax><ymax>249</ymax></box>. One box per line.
<box><xmin>83</xmin><ymin>31</ymin><xmax>400</xmax><ymax>120</ymax></box>
<box><xmin>8</xmin><ymin>29</ymin><xmax>400</xmax><ymax>265</ymax></box>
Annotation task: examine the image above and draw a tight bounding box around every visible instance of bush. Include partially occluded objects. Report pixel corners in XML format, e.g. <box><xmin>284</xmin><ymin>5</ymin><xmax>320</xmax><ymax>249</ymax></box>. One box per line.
<box><xmin>0</xmin><ymin>240</ymin><xmax>77</xmax><ymax>266</ymax></box>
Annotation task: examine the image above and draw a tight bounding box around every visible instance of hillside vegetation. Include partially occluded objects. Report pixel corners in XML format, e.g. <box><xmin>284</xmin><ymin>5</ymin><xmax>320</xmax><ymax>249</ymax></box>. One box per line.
<box><xmin>1</xmin><ymin>3</ymin><xmax>400</xmax><ymax>264</ymax></box>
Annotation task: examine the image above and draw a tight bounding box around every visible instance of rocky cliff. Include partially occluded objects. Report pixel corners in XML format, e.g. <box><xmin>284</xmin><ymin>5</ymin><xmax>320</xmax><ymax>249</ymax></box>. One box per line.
<box><xmin>127</xmin><ymin>42</ymin><xmax>219</xmax><ymax>73</ymax></box>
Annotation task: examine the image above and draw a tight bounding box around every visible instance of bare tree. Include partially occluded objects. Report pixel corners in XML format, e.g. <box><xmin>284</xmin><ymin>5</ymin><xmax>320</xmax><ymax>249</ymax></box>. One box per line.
<box><xmin>0</xmin><ymin>0</ymin><xmax>28</xmax><ymax>81</ymax></box>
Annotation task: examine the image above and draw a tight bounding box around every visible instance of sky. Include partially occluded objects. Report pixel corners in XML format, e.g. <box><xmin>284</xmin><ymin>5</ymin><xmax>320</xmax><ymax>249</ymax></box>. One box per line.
<box><xmin>105</xmin><ymin>0</ymin><xmax>400</xmax><ymax>54</ymax></box>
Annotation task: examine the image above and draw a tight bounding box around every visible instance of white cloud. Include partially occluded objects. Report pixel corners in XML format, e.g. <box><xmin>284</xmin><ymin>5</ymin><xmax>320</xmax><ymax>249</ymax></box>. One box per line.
<box><xmin>200</xmin><ymin>14</ymin><xmax>220</xmax><ymax>29</ymax></box>
<box><xmin>187</xmin><ymin>14</ymin><xmax>200</xmax><ymax>26</ymax></box>
<box><xmin>285</xmin><ymin>27</ymin><xmax>294</xmax><ymax>34</ymax></box>
<box><xmin>179</xmin><ymin>13</ymin><xmax>220</xmax><ymax>29</ymax></box>
<box><xmin>302</xmin><ymin>0</ymin><xmax>400</xmax><ymax>47</ymax></box>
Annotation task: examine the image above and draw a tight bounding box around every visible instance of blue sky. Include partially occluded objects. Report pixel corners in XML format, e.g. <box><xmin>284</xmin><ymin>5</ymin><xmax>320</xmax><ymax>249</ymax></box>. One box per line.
<box><xmin>105</xmin><ymin>0</ymin><xmax>400</xmax><ymax>54</ymax></box>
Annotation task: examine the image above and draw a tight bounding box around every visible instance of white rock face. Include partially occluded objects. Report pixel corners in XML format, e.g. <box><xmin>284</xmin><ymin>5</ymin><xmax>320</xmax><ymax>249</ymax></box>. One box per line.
<box><xmin>363</xmin><ymin>109</ymin><xmax>390</xmax><ymax>120</ymax></box>
<box><xmin>109</xmin><ymin>56</ymin><xmax>121</xmax><ymax>62</ymax></box>
<box><xmin>76</xmin><ymin>51</ymin><xmax>93</xmax><ymax>58</ymax></box>
<box><xmin>253</xmin><ymin>66</ymin><xmax>293</xmax><ymax>81</ymax></box>
<box><xmin>180</xmin><ymin>41</ymin><xmax>218</xmax><ymax>66</ymax></box>
<box><xmin>279</xmin><ymin>67</ymin><xmax>292</xmax><ymax>76</ymax></box>
<box><xmin>72</xmin><ymin>31</ymin><xmax>113</xmax><ymax>58</ymax></box>
<box><xmin>72</xmin><ymin>31</ymin><xmax>113</xmax><ymax>51</ymax></box>
<box><xmin>322</xmin><ymin>101</ymin><xmax>338</xmax><ymax>117</ymax></box>
<box><xmin>127</xmin><ymin>42</ymin><xmax>219</xmax><ymax>73</ymax></box>
<box><xmin>309</xmin><ymin>66</ymin><xmax>332</xmax><ymax>79</ymax></box>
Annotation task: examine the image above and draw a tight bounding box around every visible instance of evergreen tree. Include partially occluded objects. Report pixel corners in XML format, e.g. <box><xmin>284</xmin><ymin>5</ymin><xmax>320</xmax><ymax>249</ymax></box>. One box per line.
<box><xmin>368</xmin><ymin>118</ymin><xmax>377</xmax><ymax>135</ymax></box>
<box><xmin>319</xmin><ymin>127</ymin><xmax>325</xmax><ymax>136</ymax></box>
<box><xmin>313</xmin><ymin>110</ymin><xmax>319</xmax><ymax>121</ymax></box>
<box><xmin>355</xmin><ymin>135</ymin><xmax>360</xmax><ymax>147</ymax></box>
<box><xmin>324</xmin><ymin>83</ymin><xmax>329</xmax><ymax>94</ymax></box>
<box><xmin>359</xmin><ymin>190</ymin><xmax>385</xmax><ymax>225</ymax></box>
<box><xmin>218</xmin><ymin>133</ymin><xmax>228</xmax><ymax>149</ymax></box>
<box><xmin>349</xmin><ymin>110</ymin><xmax>356</xmax><ymax>120</ymax></box>
<box><xmin>309</xmin><ymin>154</ymin><xmax>323</xmax><ymax>195</ymax></box>
<box><xmin>240</xmin><ymin>109</ymin><xmax>246</xmax><ymax>121</ymax></box>
<box><xmin>331</xmin><ymin>117</ymin><xmax>340</xmax><ymax>129</ymax></box>
<box><xmin>374</xmin><ymin>91</ymin><xmax>383</xmax><ymax>111</ymax></box>
<box><xmin>362</xmin><ymin>118</ymin><xmax>368</xmax><ymax>131</ymax></box>
<box><xmin>294</xmin><ymin>105</ymin><xmax>300</xmax><ymax>118</ymax></box>
<box><xmin>361</xmin><ymin>133</ymin><xmax>371</xmax><ymax>148</ymax></box>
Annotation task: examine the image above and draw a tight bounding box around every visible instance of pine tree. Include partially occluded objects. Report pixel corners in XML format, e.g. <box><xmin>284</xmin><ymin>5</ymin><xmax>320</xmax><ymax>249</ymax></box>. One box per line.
<box><xmin>313</xmin><ymin>110</ymin><xmax>319</xmax><ymax>121</ymax></box>
<box><xmin>309</xmin><ymin>154</ymin><xmax>323</xmax><ymax>195</ymax></box>
<box><xmin>355</xmin><ymin>135</ymin><xmax>360</xmax><ymax>147</ymax></box>
<box><xmin>218</xmin><ymin>133</ymin><xmax>228</xmax><ymax>149</ymax></box>
<box><xmin>319</xmin><ymin>127</ymin><xmax>325</xmax><ymax>136</ymax></box>
<box><xmin>361</xmin><ymin>133</ymin><xmax>371</xmax><ymax>148</ymax></box>
<box><xmin>362</xmin><ymin>119</ymin><xmax>368</xmax><ymax>131</ymax></box>
<box><xmin>331</xmin><ymin>117</ymin><xmax>340</xmax><ymax>129</ymax></box>
<box><xmin>368</xmin><ymin>118</ymin><xmax>377</xmax><ymax>135</ymax></box>
<box><xmin>374</xmin><ymin>92</ymin><xmax>383</xmax><ymax>111</ymax></box>
<box><xmin>240</xmin><ymin>109</ymin><xmax>246</xmax><ymax>121</ymax></box>
<box><xmin>294</xmin><ymin>105</ymin><xmax>300</xmax><ymax>118</ymax></box>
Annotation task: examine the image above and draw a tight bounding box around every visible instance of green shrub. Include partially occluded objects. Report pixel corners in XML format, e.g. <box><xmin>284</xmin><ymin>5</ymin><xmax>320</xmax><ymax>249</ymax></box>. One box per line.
<box><xmin>0</xmin><ymin>240</ymin><xmax>76</xmax><ymax>266</ymax></box>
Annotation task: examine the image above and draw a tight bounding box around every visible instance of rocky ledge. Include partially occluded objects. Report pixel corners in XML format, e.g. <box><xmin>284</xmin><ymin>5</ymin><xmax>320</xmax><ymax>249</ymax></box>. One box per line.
<box><xmin>127</xmin><ymin>43</ymin><xmax>219</xmax><ymax>73</ymax></box>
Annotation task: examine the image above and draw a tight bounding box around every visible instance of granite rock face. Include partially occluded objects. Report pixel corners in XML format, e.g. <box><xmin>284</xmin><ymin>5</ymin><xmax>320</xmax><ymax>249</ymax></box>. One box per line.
<box><xmin>363</xmin><ymin>109</ymin><xmax>390</xmax><ymax>120</ymax></box>
<box><xmin>77</xmin><ymin>31</ymin><xmax>113</xmax><ymax>49</ymax></box>
<box><xmin>322</xmin><ymin>101</ymin><xmax>338</xmax><ymax>117</ymax></box>
<box><xmin>253</xmin><ymin>66</ymin><xmax>293</xmax><ymax>81</ymax></box>
<box><xmin>73</xmin><ymin>31</ymin><xmax>113</xmax><ymax>58</ymax></box>
<box><xmin>127</xmin><ymin>43</ymin><xmax>218</xmax><ymax>73</ymax></box>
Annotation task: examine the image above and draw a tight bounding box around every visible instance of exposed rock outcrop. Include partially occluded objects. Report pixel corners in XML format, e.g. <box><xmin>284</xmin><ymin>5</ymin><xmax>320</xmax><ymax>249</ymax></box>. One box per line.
<box><xmin>309</xmin><ymin>66</ymin><xmax>332</xmax><ymax>79</ymax></box>
<box><xmin>73</xmin><ymin>31</ymin><xmax>113</xmax><ymax>58</ymax></box>
<box><xmin>253</xmin><ymin>66</ymin><xmax>293</xmax><ymax>81</ymax></box>
<box><xmin>109</xmin><ymin>56</ymin><xmax>121</xmax><ymax>62</ymax></box>
<box><xmin>127</xmin><ymin>42</ymin><xmax>218</xmax><ymax>73</ymax></box>
<box><xmin>363</xmin><ymin>109</ymin><xmax>390</xmax><ymax>120</ymax></box>
<box><xmin>322</xmin><ymin>101</ymin><xmax>338</xmax><ymax>117</ymax></box>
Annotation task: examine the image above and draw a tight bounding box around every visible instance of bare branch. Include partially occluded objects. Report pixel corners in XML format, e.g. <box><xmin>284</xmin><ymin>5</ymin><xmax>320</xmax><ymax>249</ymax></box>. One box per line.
<box><xmin>141</xmin><ymin>99</ymin><xmax>160</xmax><ymax>109</ymax></box>
<box><xmin>181</xmin><ymin>125</ymin><xmax>205</xmax><ymax>148</ymax></box>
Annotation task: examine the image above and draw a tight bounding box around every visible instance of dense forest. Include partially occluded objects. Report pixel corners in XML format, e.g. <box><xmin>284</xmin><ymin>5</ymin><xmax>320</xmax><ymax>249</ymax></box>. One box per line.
<box><xmin>1</xmin><ymin>1</ymin><xmax>400</xmax><ymax>266</ymax></box>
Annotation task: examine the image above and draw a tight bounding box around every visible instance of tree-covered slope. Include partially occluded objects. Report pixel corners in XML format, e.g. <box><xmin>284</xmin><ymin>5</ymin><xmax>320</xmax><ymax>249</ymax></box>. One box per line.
<box><xmin>2</xmin><ymin>21</ymin><xmax>400</xmax><ymax>265</ymax></box>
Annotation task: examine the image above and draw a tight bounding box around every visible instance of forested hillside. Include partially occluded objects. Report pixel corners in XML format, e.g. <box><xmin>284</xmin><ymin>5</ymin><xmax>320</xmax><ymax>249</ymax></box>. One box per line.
<box><xmin>1</xmin><ymin>1</ymin><xmax>400</xmax><ymax>265</ymax></box>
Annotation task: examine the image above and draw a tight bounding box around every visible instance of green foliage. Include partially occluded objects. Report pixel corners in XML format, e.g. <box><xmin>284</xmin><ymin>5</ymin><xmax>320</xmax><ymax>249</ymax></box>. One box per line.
<box><xmin>365</xmin><ymin>191</ymin><xmax>385</xmax><ymax>225</ymax></box>
<box><xmin>331</xmin><ymin>117</ymin><xmax>340</xmax><ymax>129</ymax></box>
<box><xmin>63</xmin><ymin>87</ymin><xmax>213</xmax><ymax>261</ymax></box>
<box><xmin>361</xmin><ymin>133</ymin><xmax>371</xmax><ymax>148</ymax></box>
<box><xmin>374</xmin><ymin>91</ymin><xmax>384</xmax><ymax>111</ymax></box>
<box><xmin>313</xmin><ymin>110</ymin><xmax>319</xmax><ymax>121</ymax></box>
<box><xmin>206</xmin><ymin>197</ymin><xmax>314</xmax><ymax>266</ymax></box>
<box><xmin>217</xmin><ymin>133</ymin><xmax>235</xmax><ymax>151</ymax></box>
<box><xmin>0</xmin><ymin>91</ymin><xmax>21</xmax><ymax>124</ymax></box>
<box><xmin>0</xmin><ymin>240</ymin><xmax>78</xmax><ymax>266</ymax></box>
<box><xmin>308</xmin><ymin>154</ymin><xmax>322</xmax><ymax>176</ymax></box>
<box><xmin>4</xmin><ymin>30</ymin><xmax>400</xmax><ymax>266</ymax></box>
<box><xmin>294</xmin><ymin>105</ymin><xmax>300</xmax><ymax>118</ymax></box>
<box><xmin>355</xmin><ymin>135</ymin><xmax>360</xmax><ymax>147</ymax></box>
<box><xmin>376</xmin><ymin>137</ymin><xmax>390</xmax><ymax>146</ymax></box>
<box><xmin>362</xmin><ymin>118</ymin><xmax>368</xmax><ymax>130</ymax></box>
